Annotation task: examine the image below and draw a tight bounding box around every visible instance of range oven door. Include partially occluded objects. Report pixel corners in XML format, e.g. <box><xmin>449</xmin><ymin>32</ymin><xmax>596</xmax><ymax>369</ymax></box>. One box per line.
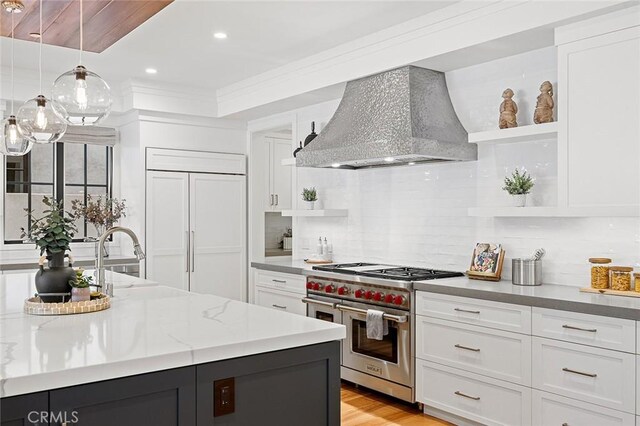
<box><xmin>303</xmin><ymin>295</ymin><xmax>343</xmax><ymax>362</ymax></box>
<box><xmin>339</xmin><ymin>301</ymin><xmax>411</xmax><ymax>387</ymax></box>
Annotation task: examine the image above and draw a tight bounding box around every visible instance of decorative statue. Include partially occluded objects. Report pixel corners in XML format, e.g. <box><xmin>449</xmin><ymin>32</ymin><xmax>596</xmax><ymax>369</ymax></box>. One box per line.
<box><xmin>533</xmin><ymin>81</ymin><xmax>554</xmax><ymax>124</ymax></box>
<box><xmin>499</xmin><ymin>88</ymin><xmax>518</xmax><ymax>129</ymax></box>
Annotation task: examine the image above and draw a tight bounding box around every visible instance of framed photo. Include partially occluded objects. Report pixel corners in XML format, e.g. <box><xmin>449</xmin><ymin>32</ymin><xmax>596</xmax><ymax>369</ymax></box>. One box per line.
<box><xmin>466</xmin><ymin>243</ymin><xmax>505</xmax><ymax>282</ymax></box>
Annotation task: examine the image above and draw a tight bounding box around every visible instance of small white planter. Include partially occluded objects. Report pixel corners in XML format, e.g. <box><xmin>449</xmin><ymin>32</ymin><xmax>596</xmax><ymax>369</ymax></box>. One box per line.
<box><xmin>71</xmin><ymin>287</ymin><xmax>91</xmax><ymax>302</ymax></box>
<box><xmin>283</xmin><ymin>237</ymin><xmax>292</xmax><ymax>250</ymax></box>
<box><xmin>512</xmin><ymin>194</ymin><xmax>527</xmax><ymax>207</ymax></box>
<box><xmin>303</xmin><ymin>201</ymin><xmax>316</xmax><ymax>210</ymax></box>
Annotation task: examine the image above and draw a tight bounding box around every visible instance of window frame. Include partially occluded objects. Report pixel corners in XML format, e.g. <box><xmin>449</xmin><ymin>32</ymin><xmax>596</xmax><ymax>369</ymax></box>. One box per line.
<box><xmin>3</xmin><ymin>142</ymin><xmax>113</xmax><ymax>245</ymax></box>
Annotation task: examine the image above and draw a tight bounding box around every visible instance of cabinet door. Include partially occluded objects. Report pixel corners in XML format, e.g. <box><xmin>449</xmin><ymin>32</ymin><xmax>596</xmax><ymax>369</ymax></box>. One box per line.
<box><xmin>271</xmin><ymin>139</ymin><xmax>292</xmax><ymax>211</ymax></box>
<box><xmin>560</xmin><ymin>26</ymin><xmax>640</xmax><ymax>209</ymax></box>
<box><xmin>264</xmin><ymin>139</ymin><xmax>274</xmax><ymax>211</ymax></box>
<box><xmin>1</xmin><ymin>392</ymin><xmax>48</xmax><ymax>425</ymax></box>
<box><xmin>146</xmin><ymin>171</ymin><xmax>190</xmax><ymax>291</ymax></box>
<box><xmin>189</xmin><ymin>174</ymin><xmax>246</xmax><ymax>301</ymax></box>
<box><xmin>50</xmin><ymin>367</ymin><xmax>195</xmax><ymax>426</ymax></box>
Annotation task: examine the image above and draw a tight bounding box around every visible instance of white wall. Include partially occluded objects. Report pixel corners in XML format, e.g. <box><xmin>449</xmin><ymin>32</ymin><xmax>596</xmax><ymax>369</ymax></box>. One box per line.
<box><xmin>272</xmin><ymin>46</ymin><xmax>640</xmax><ymax>287</ymax></box>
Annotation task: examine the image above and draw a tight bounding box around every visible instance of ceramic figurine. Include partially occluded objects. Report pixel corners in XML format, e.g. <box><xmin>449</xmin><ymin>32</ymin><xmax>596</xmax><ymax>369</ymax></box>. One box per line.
<box><xmin>499</xmin><ymin>88</ymin><xmax>518</xmax><ymax>129</ymax></box>
<box><xmin>533</xmin><ymin>81</ymin><xmax>554</xmax><ymax>124</ymax></box>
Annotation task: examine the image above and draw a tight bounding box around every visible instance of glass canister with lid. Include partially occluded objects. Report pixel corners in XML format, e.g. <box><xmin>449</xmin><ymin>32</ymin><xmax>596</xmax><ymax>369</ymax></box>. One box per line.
<box><xmin>589</xmin><ymin>258</ymin><xmax>612</xmax><ymax>289</ymax></box>
<box><xmin>634</xmin><ymin>273</ymin><xmax>640</xmax><ymax>292</ymax></box>
<box><xmin>610</xmin><ymin>266</ymin><xmax>633</xmax><ymax>291</ymax></box>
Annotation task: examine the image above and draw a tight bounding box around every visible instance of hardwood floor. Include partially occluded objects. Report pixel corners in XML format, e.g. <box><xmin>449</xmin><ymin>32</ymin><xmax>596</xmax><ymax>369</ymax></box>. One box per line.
<box><xmin>341</xmin><ymin>382</ymin><xmax>453</xmax><ymax>425</ymax></box>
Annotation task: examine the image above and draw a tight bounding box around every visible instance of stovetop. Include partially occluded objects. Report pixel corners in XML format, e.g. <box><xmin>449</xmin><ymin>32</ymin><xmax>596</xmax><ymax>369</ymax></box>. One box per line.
<box><xmin>312</xmin><ymin>263</ymin><xmax>463</xmax><ymax>282</ymax></box>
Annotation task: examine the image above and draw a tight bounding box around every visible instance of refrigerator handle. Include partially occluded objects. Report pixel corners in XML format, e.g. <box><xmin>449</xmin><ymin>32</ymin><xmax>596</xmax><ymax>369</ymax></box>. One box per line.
<box><xmin>185</xmin><ymin>231</ymin><xmax>190</xmax><ymax>272</ymax></box>
<box><xmin>191</xmin><ymin>231</ymin><xmax>195</xmax><ymax>272</ymax></box>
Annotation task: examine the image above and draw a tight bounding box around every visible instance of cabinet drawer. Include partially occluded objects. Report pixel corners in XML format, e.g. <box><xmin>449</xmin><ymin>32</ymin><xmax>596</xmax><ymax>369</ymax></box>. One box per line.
<box><xmin>416</xmin><ymin>360</ymin><xmax>531</xmax><ymax>426</ymax></box>
<box><xmin>533</xmin><ymin>307</ymin><xmax>635</xmax><ymax>352</ymax></box>
<box><xmin>416</xmin><ymin>316</ymin><xmax>531</xmax><ymax>386</ymax></box>
<box><xmin>532</xmin><ymin>390</ymin><xmax>635</xmax><ymax>426</ymax></box>
<box><xmin>254</xmin><ymin>286</ymin><xmax>306</xmax><ymax>316</ymax></box>
<box><xmin>255</xmin><ymin>270</ymin><xmax>305</xmax><ymax>294</ymax></box>
<box><xmin>532</xmin><ymin>337</ymin><xmax>635</xmax><ymax>413</ymax></box>
<box><xmin>416</xmin><ymin>292</ymin><xmax>531</xmax><ymax>334</ymax></box>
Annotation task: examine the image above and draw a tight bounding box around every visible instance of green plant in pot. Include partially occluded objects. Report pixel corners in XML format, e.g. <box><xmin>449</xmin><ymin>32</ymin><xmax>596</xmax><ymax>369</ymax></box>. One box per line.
<box><xmin>302</xmin><ymin>187</ymin><xmax>318</xmax><ymax>210</ymax></box>
<box><xmin>21</xmin><ymin>196</ymin><xmax>78</xmax><ymax>303</ymax></box>
<box><xmin>502</xmin><ymin>168</ymin><xmax>535</xmax><ymax>207</ymax></box>
<box><xmin>70</xmin><ymin>269</ymin><xmax>93</xmax><ymax>302</ymax></box>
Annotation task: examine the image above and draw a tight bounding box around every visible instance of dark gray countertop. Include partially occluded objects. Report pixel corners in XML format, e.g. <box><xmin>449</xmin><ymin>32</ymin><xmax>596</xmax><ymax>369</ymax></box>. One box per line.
<box><xmin>0</xmin><ymin>255</ymin><xmax>138</xmax><ymax>271</ymax></box>
<box><xmin>414</xmin><ymin>277</ymin><xmax>640</xmax><ymax>320</ymax></box>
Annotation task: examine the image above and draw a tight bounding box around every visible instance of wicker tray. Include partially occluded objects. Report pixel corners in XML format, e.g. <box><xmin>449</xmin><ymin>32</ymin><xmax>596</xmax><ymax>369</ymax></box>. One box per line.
<box><xmin>24</xmin><ymin>294</ymin><xmax>111</xmax><ymax>315</ymax></box>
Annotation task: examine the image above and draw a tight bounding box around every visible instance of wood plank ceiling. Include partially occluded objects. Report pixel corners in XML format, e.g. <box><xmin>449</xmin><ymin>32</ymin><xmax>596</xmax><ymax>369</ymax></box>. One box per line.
<box><xmin>0</xmin><ymin>0</ymin><xmax>173</xmax><ymax>53</ymax></box>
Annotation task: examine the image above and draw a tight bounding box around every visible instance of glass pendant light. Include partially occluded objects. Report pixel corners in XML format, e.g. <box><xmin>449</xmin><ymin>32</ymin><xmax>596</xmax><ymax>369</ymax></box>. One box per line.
<box><xmin>1</xmin><ymin>5</ymin><xmax>33</xmax><ymax>156</ymax></box>
<box><xmin>17</xmin><ymin>0</ymin><xmax>67</xmax><ymax>143</ymax></box>
<box><xmin>51</xmin><ymin>0</ymin><xmax>111</xmax><ymax>126</ymax></box>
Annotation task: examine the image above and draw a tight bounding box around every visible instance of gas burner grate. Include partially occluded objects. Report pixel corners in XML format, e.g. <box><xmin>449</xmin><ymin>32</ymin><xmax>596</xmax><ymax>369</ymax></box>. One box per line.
<box><xmin>358</xmin><ymin>267</ymin><xmax>464</xmax><ymax>281</ymax></box>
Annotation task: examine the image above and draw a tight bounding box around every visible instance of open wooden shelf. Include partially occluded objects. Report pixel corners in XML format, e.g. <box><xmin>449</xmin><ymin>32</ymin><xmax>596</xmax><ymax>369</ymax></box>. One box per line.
<box><xmin>281</xmin><ymin>209</ymin><xmax>348</xmax><ymax>217</ymax></box>
<box><xmin>468</xmin><ymin>122</ymin><xmax>558</xmax><ymax>145</ymax></box>
<box><xmin>468</xmin><ymin>205</ymin><xmax>639</xmax><ymax>217</ymax></box>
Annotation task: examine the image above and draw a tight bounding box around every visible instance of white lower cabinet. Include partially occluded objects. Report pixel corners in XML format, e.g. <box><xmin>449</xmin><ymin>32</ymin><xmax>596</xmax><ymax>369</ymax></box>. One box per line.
<box><xmin>416</xmin><ymin>316</ymin><xmax>531</xmax><ymax>386</ymax></box>
<box><xmin>416</xmin><ymin>360</ymin><xmax>531</xmax><ymax>426</ymax></box>
<box><xmin>532</xmin><ymin>390</ymin><xmax>635</xmax><ymax>426</ymax></box>
<box><xmin>532</xmin><ymin>337</ymin><xmax>635</xmax><ymax>413</ymax></box>
<box><xmin>253</xmin><ymin>286</ymin><xmax>306</xmax><ymax>315</ymax></box>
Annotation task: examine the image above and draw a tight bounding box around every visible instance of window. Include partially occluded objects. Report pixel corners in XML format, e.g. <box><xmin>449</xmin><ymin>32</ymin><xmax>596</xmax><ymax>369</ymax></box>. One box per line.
<box><xmin>4</xmin><ymin>143</ymin><xmax>113</xmax><ymax>244</ymax></box>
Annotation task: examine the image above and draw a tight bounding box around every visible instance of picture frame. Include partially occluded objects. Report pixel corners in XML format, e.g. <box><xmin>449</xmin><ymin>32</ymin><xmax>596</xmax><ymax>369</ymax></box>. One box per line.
<box><xmin>466</xmin><ymin>243</ymin><xmax>505</xmax><ymax>282</ymax></box>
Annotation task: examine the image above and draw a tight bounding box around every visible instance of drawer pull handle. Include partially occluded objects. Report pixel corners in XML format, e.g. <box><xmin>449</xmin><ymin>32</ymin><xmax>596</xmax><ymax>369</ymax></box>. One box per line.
<box><xmin>454</xmin><ymin>308</ymin><xmax>480</xmax><ymax>314</ymax></box>
<box><xmin>454</xmin><ymin>344</ymin><xmax>480</xmax><ymax>352</ymax></box>
<box><xmin>272</xmin><ymin>304</ymin><xmax>287</xmax><ymax>310</ymax></box>
<box><xmin>454</xmin><ymin>391</ymin><xmax>480</xmax><ymax>401</ymax></box>
<box><xmin>272</xmin><ymin>279</ymin><xmax>287</xmax><ymax>284</ymax></box>
<box><xmin>562</xmin><ymin>423</ymin><xmax>569</xmax><ymax>426</ymax></box>
<box><xmin>562</xmin><ymin>367</ymin><xmax>597</xmax><ymax>378</ymax></box>
<box><xmin>562</xmin><ymin>324</ymin><xmax>597</xmax><ymax>333</ymax></box>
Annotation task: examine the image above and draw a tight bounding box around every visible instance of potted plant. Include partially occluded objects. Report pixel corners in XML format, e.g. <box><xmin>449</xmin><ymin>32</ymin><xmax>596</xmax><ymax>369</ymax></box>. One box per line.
<box><xmin>502</xmin><ymin>168</ymin><xmax>535</xmax><ymax>207</ymax></box>
<box><xmin>71</xmin><ymin>195</ymin><xmax>126</xmax><ymax>257</ymax></box>
<box><xmin>301</xmin><ymin>187</ymin><xmax>318</xmax><ymax>210</ymax></box>
<box><xmin>70</xmin><ymin>268</ymin><xmax>93</xmax><ymax>302</ymax></box>
<box><xmin>21</xmin><ymin>196</ymin><xmax>78</xmax><ymax>302</ymax></box>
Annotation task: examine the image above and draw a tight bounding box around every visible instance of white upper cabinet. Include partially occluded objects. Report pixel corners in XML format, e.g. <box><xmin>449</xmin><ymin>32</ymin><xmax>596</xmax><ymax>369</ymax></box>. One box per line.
<box><xmin>557</xmin><ymin>9</ymin><xmax>640</xmax><ymax>211</ymax></box>
<box><xmin>264</xmin><ymin>137</ymin><xmax>293</xmax><ymax>211</ymax></box>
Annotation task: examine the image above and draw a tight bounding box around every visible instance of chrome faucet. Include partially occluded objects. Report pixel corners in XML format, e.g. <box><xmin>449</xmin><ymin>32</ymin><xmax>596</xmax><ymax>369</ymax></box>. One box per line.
<box><xmin>97</xmin><ymin>226</ymin><xmax>145</xmax><ymax>297</ymax></box>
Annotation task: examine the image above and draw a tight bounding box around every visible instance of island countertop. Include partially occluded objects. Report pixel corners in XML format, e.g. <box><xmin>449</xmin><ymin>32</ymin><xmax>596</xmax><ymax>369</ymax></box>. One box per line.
<box><xmin>0</xmin><ymin>271</ymin><xmax>345</xmax><ymax>398</ymax></box>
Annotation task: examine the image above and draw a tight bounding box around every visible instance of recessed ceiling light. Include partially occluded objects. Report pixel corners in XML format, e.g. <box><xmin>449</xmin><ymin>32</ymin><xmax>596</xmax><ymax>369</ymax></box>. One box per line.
<box><xmin>145</xmin><ymin>68</ymin><xmax>158</xmax><ymax>75</ymax></box>
<box><xmin>29</xmin><ymin>32</ymin><xmax>41</xmax><ymax>39</ymax></box>
<box><xmin>384</xmin><ymin>157</ymin><xmax>395</xmax><ymax>162</ymax></box>
<box><xmin>331</xmin><ymin>163</ymin><xmax>341</xmax><ymax>168</ymax></box>
<box><xmin>213</xmin><ymin>32</ymin><xmax>228</xmax><ymax>40</ymax></box>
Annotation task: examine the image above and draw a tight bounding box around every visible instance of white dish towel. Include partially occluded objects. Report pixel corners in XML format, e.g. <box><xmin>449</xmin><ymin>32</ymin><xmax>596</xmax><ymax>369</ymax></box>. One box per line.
<box><xmin>366</xmin><ymin>309</ymin><xmax>388</xmax><ymax>340</ymax></box>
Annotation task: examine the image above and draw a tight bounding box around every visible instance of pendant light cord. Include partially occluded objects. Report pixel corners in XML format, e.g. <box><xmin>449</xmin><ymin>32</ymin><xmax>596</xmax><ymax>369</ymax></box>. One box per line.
<box><xmin>39</xmin><ymin>0</ymin><xmax>43</xmax><ymax>94</ymax></box>
<box><xmin>10</xmin><ymin>11</ymin><xmax>14</xmax><ymax>114</ymax></box>
<box><xmin>79</xmin><ymin>0</ymin><xmax>83</xmax><ymax>65</ymax></box>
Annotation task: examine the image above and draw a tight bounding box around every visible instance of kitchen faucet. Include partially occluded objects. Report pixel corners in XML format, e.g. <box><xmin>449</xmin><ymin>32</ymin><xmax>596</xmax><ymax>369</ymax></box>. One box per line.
<box><xmin>96</xmin><ymin>226</ymin><xmax>145</xmax><ymax>297</ymax></box>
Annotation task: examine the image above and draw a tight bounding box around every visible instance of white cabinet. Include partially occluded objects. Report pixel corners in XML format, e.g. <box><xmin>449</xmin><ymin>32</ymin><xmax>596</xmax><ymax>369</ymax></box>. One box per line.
<box><xmin>532</xmin><ymin>337</ymin><xmax>635</xmax><ymax>413</ymax></box>
<box><xmin>146</xmin><ymin>150</ymin><xmax>246</xmax><ymax>301</ymax></box>
<box><xmin>557</xmin><ymin>19</ymin><xmax>640</xmax><ymax>210</ymax></box>
<box><xmin>532</xmin><ymin>390</ymin><xmax>635</xmax><ymax>426</ymax></box>
<box><xmin>264</xmin><ymin>138</ymin><xmax>292</xmax><ymax>211</ymax></box>
<box><xmin>252</xmin><ymin>269</ymin><xmax>306</xmax><ymax>315</ymax></box>
<box><xmin>416</xmin><ymin>360</ymin><xmax>531</xmax><ymax>426</ymax></box>
<box><xmin>416</xmin><ymin>316</ymin><xmax>532</xmax><ymax>386</ymax></box>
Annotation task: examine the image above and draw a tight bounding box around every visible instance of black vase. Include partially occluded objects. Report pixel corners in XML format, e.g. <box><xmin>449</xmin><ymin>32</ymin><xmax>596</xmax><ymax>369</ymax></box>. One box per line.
<box><xmin>35</xmin><ymin>251</ymin><xmax>75</xmax><ymax>303</ymax></box>
<box><xmin>303</xmin><ymin>122</ymin><xmax>317</xmax><ymax>147</ymax></box>
<box><xmin>293</xmin><ymin>141</ymin><xmax>303</xmax><ymax>158</ymax></box>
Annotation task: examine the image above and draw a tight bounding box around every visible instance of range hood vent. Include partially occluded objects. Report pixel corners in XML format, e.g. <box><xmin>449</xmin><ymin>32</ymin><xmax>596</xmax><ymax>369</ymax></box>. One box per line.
<box><xmin>296</xmin><ymin>66</ymin><xmax>476</xmax><ymax>168</ymax></box>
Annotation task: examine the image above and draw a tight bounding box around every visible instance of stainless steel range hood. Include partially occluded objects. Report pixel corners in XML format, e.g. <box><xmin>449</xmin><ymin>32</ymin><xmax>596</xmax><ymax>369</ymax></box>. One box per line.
<box><xmin>296</xmin><ymin>66</ymin><xmax>477</xmax><ymax>168</ymax></box>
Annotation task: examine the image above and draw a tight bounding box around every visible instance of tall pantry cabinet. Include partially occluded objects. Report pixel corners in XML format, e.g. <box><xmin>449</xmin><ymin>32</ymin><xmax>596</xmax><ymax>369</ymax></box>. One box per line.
<box><xmin>145</xmin><ymin>148</ymin><xmax>246</xmax><ymax>301</ymax></box>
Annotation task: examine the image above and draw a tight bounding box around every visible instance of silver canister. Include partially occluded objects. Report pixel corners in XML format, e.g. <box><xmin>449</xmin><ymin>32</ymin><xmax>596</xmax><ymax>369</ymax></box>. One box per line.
<box><xmin>512</xmin><ymin>258</ymin><xmax>542</xmax><ymax>286</ymax></box>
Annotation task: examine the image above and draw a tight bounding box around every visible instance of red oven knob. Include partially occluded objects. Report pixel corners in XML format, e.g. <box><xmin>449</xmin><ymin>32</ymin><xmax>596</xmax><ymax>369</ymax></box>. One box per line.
<box><xmin>325</xmin><ymin>285</ymin><xmax>335</xmax><ymax>294</ymax></box>
<box><xmin>313</xmin><ymin>282</ymin><xmax>323</xmax><ymax>291</ymax></box>
<box><xmin>306</xmin><ymin>282</ymin><xmax>314</xmax><ymax>290</ymax></box>
<box><xmin>373</xmin><ymin>292</ymin><xmax>384</xmax><ymax>301</ymax></box>
<box><xmin>393</xmin><ymin>295</ymin><xmax>406</xmax><ymax>306</ymax></box>
<box><xmin>337</xmin><ymin>286</ymin><xmax>349</xmax><ymax>296</ymax></box>
<box><xmin>364</xmin><ymin>290</ymin><xmax>373</xmax><ymax>300</ymax></box>
<box><xmin>384</xmin><ymin>294</ymin><xmax>395</xmax><ymax>303</ymax></box>
<box><xmin>354</xmin><ymin>289</ymin><xmax>365</xmax><ymax>299</ymax></box>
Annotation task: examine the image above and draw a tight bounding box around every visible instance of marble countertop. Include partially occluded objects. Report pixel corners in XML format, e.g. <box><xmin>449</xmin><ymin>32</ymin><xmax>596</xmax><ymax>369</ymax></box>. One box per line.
<box><xmin>0</xmin><ymin>271</ymin><xmax>345</xmax><ymax>398</ymax></box>
<box><xmin>251</xmin><ymin>258</ymin><xmax>316</xmax><ymax>275</ymax></box>
<box><xmin>414</xmin><ymin>277</ymin><xmax>640</xmax><ymax>320</ymax></box>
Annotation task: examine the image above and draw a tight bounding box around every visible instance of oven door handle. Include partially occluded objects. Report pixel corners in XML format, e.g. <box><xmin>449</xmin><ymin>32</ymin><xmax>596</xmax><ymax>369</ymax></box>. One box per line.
<box><xmin>336</xmin><ymin>304</ymin><xmax>408</xmax><ymax>323</ymax></box>
<box><xmin>301</xmin><ymin>297</ymin><xmax>337</xmax><ymax>309</ymax></box>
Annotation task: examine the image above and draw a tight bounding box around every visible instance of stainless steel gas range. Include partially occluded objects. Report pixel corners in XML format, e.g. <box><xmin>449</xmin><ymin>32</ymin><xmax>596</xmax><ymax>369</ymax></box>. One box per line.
<box><xmin>302</xmin><ymin>262</ymin><xmax>463</xmax><ymax>403</ymax></box>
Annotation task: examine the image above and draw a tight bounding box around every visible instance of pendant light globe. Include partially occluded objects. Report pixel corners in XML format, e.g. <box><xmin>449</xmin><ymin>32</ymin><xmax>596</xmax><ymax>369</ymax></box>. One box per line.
<box><xmin>1</xmin><ymin>115</ymin><xmax>33</xmax><ymax>156</ymax></box>
<box><xmin>17</xmin><ymin>95</ymin><xmax>67</xmax><ymax>143</ymax></box>
<box><xmin>52</xmin><ymin>65</ymin><xmax>111</xmax><ymax>126</ymax></box>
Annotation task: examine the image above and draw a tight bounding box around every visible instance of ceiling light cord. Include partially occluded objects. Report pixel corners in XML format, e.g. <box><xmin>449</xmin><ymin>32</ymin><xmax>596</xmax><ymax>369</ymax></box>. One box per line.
<box><xmin>39</xmin><ymin>0</ymin><xmax>42</xmax><ymax>94</ymax></box>
<box><xmin>11</xmin><ymin>10</ymin><xmax>14</xmax><ymax>114</ymax></box>
<box><xmin>79</xmin><ymin>0</ymin><xmax>83</xmax><ymax>65</ymax></box>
